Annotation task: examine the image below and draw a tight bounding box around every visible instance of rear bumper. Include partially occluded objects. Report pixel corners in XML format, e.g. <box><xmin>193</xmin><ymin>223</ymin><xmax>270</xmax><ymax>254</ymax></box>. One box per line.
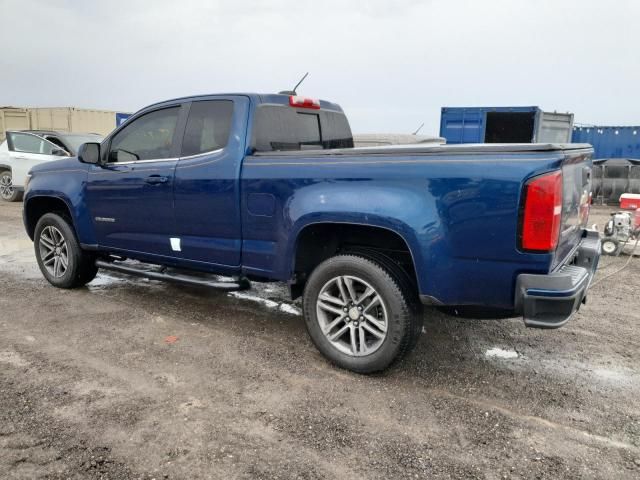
<box><xmin>515</xmin><ymin>230</ymin><xmax>600</xmax><ymax>329</ymax></box>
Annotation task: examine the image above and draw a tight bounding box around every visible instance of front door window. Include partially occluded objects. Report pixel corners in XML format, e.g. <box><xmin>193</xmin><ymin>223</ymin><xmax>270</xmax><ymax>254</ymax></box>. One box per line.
<box><xmin>108</xmin><ymin>107</ymin><xmax>180</xmax><ymax>162</ymax></box>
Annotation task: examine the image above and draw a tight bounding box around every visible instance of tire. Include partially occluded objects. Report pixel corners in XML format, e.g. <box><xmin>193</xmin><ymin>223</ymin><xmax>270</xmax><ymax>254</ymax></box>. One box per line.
<box><xmin>341</xmin><ymin>247</ymin><xmax>423</xmax><ymax>352</ymax></box>
<box><xmin>34</xmin><ymin>213</ymin><xmax>98</xmax><ymax>288</ymax></box>
<box><xmin>0</xmin><ymin>170</ymin><xmax>22</xmax><ymax>202</ymax></box>
<box><xmin>302</xmin><ymin>254</ymin><xmax>421</xmax><ymax>373</ymax></box>
<box><xmin>601</xmin><ymin>238</ymin><xmax>619</xmax><ymax>256</ymax></box>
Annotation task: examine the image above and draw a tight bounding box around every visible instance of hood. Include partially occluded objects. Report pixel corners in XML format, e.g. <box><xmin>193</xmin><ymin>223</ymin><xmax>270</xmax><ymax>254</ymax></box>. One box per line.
<box><xmin>30</xmin><ymin>156</ymin><xmax>82</xmax><ymax>174</ymax></box>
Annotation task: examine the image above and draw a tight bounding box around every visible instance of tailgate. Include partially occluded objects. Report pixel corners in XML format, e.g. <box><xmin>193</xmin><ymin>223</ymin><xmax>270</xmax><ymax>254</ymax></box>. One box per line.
<box><xmin>553</xmin><ymin>148</ymin><xmax>593</xmax><ymax>269</ymax></box>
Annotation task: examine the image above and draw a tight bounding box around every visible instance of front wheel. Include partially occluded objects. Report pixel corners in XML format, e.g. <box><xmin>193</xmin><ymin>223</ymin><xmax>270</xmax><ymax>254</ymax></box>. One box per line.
<box><xmin>0</xmin><ymin>170</ymin><xmax>21</xmax><ymax>202</ymax></box>
<box><xmin>302</xmin><ymin>254</ymin><xmax>421</xmax><ymax>373</ymax></box>
<box><xmin>34</xmin><ymin>213</ymin><xmax>98</xmax><ymax>288</ymax></box>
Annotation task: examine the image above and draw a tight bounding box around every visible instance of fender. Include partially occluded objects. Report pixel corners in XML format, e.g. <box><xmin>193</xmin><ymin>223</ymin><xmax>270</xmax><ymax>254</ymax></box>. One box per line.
<box><xmin>23</xmin><ymin>161</ymin><xmax>96</xmax><ymax>245</ymax></box>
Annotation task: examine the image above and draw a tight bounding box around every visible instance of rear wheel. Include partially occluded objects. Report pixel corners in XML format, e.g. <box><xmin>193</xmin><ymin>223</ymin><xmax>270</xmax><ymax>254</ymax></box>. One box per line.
<box><xmin>34</xmin><ymin>213</ymin><xmax>98</xmax><ymax>288</ymax></box>
<box><xmin>0</xmin><ymin>170</ymin><xmax>21</xmax><ymax>202</ymax></box>
<box><xmin>302</xmin><ymin>254</ymin><xmax>421</xmax><ymax>373</ymax></box>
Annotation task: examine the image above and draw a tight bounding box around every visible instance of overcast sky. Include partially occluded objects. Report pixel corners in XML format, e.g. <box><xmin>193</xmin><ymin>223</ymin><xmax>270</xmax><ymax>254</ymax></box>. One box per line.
<box><xmin>1</xmin><ymin>0</ymin><xmax>638</xmax><ymax>134</ymax></box>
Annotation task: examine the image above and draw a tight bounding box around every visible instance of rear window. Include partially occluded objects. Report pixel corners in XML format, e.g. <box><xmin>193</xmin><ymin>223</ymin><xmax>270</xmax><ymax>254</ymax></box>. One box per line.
<box><xmin>252</xmin><ymin>105</ymin><xmax>353</xmax><ymax>152</ymax></box>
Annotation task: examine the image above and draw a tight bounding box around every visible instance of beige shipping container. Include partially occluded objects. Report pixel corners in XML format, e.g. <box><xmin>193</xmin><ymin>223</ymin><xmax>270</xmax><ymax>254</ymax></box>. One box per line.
<box><xmin>0</xmin><ymin>106</ymin><xmax>129</xmax><ymax>141</ymax></box>
<box><xmin>0</xmin><ymin>108</ymin><xmax>31</xmax><ymax>141</ymax></box>
<box><xmin>29</xmin><ymin>108</ymin><xmax>120</xmax><ymax>136</ymax></box>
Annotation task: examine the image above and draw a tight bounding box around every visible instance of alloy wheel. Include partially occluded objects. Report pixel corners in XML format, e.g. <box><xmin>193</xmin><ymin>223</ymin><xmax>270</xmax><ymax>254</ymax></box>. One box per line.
<box><xmin>0</xmin><ymin>173</ymin><xmax>13</xmax><ymax>200</ymax></box>
<box><xmin>316</xmin><ymin>275</ymin><xmax>388</xmax><ymax>356</ymax></box>
<box><xmin>38</xmin><ymin>226</ymin><xmax>69</xmax><ymax>278</ymax></box>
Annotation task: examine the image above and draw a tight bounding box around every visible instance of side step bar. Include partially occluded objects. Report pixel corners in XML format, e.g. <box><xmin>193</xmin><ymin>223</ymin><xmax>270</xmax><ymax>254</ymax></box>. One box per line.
<box><xmin>95</xmin><ymin>259</ymin><xmax>251</xmax><ymax>292</ymax></box>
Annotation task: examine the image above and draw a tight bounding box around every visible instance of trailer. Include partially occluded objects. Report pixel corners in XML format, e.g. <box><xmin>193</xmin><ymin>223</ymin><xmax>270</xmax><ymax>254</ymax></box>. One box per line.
<box><xmin>439</xmin><ymin>106</ymin><xmax>573</xmax><ymax>145</ymax></box>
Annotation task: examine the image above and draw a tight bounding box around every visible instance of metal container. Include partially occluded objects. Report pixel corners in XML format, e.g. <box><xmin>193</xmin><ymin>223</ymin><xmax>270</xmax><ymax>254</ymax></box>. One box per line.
<box><xmin>1</xmin><ymin>106</ymin><xmax>131</xmax><ymax>142</ymax></box>
<box><xmin>0</xmin><ymin>107</ymin><xmax>30</xmax><ymax>141</ymax></box>
<box><xmin>29</xmin><ymin>107</ymin><xmax>122</xmax><ymax>136</ymax></box>
<box><xmin>572</xmin><ymin>126</ymin><xmax>640</xmax><ymax>160</ymax></box>
<box><xmin>440</xmin><ymin>106</ymin><xmax>574</xmax><ymax>144</ymax></box>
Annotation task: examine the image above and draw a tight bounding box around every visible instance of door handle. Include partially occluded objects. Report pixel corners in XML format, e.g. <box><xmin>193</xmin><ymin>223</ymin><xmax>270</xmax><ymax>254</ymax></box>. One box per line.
<box><xmin>145</xmin><ymin>175</ymin><xmax>169</xmax><ymax>185</ymax></box>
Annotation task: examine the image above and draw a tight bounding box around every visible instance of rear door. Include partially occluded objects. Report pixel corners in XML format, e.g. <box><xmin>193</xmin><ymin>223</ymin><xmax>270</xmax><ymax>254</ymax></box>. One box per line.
<box><xmin>6</xmin><ymin>132</ymin><xmax>63</xmax><ymax>187</ymax></box>
<box><xmin>173</xmin><ymin>97</ymin><xmax>248</xmax><ymax>267</ymax></box>
<box><xmin>86</xmin><ymin>105</ymin><xmax>185</xmax><ymax>258</ymax></box>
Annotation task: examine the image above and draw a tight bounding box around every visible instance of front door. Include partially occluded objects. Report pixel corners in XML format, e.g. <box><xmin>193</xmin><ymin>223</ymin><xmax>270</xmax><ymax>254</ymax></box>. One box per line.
<box><xmin>86</xmin><ymin>105</ymin><xmax>184</xmax><ymax>259</ymax></box>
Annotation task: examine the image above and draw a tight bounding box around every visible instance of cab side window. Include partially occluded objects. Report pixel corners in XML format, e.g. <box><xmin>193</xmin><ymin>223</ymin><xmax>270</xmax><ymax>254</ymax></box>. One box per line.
<box><xmin>8</xmin><ymin>132</ymin><xmax>57</xmax><ymax>155</ymax></box>
<box><xmin>109</xmin><ymin>107</ymin><xmax>180</xmax><ymax>162</ymax></box>
<box><xmin>181</xmin><ymin>100</ymin><xmax>234</xmax><ymax>157</ymax></box>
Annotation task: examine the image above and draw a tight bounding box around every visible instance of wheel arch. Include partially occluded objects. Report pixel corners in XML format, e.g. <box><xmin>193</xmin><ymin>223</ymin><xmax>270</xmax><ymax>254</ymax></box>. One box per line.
<box><xmin>24</xmin><ymin>195</ymin><xmax>75</xmax><ymax>240</ymax></box>
<box><xmin>288</xmin><ymin>220</ymin><xmax>423</xmax><ymax>299</ymax></box>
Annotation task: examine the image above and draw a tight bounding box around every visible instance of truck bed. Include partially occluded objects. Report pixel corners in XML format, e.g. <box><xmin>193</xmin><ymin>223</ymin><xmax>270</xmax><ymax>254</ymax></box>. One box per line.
<box><xmin>252</xmin><ymin>143</ymin><xmax>593</xmax><ymax>157</ymax></box>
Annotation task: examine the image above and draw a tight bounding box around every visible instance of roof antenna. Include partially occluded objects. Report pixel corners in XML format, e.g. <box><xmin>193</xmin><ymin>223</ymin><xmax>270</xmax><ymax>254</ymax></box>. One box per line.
<box><xmin>279</xmin><ymin>72</ymin><xmax>309</xmax><ymax>95</ymax></box>
<box><xmin>412</xmin><ymin>122</ymin><xmax>424</xmax><ymax>135</ymax></box>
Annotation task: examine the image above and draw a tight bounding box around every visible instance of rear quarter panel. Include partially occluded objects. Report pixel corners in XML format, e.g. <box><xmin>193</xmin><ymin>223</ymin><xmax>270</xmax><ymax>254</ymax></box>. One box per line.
<box><xmin>241</xmin><ymin>151</ymin><xmax>566</xmax><ymax>309</ymax></box>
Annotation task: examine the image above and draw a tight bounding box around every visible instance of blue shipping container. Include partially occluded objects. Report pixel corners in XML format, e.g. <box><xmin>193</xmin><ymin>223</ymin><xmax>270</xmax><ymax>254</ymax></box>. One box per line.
<box><xmin>440</xmin><ymin>106</ymin><xmax>573</xmax><ymax>145</ymax></box>
<box><xmin>571</xmin><ymin>126</ymin><xmax>640</xmax><ymax>160</ymax></box>
<box><xmin>116</xmin><ymin>112</ymin><xmax>131</xmax><ymax>127</ymax></box>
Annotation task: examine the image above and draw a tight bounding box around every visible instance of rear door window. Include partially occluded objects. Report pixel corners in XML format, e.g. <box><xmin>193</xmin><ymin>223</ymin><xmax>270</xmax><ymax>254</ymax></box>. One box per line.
<box><xmin>181</xmin><ymin>100</ymin><xmax>234</xmax><ymax>157</ymax></box>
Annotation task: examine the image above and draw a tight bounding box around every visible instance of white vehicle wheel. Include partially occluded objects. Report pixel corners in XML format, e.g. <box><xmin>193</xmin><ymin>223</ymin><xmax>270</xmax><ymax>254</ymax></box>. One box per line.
<box><xmin>0</xmin><ymin>171</ymin><xmax>21</xmax><ymax>202</ymax></box>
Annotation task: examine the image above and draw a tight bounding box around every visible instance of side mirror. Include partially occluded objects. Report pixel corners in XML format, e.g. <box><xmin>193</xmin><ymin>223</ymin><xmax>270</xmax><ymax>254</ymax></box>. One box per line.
<box><xmin>52</xmin><ymin>148</ymin><xmax>68</xmax><ymax>157</ymax></box>
<box><xmin>78</xmin><ymin>142</ymin><xmax>101</xmax><ymax>165</ymax></box>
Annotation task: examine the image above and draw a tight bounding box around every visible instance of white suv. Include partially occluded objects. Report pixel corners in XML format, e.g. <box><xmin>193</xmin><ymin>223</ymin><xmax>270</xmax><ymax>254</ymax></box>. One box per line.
<box><xmin>0</xmin><ymin>130</ymin><xmax>102</xmax><ymax>202</ymax></box>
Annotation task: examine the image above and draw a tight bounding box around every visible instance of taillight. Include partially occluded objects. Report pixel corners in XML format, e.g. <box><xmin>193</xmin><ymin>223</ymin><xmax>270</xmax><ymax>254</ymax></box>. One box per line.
<box><xmin>521</xmin><ymin>171</ymin><xmax>563</xmax><ymax>252</ymax></box>
<box><xmin>289</xmin><ymin>95</ymin><xmax>321</xmax><ymax>109</ymax></box>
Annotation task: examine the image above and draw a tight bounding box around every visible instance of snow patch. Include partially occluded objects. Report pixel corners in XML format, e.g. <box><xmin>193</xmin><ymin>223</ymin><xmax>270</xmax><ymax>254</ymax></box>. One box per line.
<box><xmin>88</xmin><ymin>273</ymin><xmax>128</xmax><ymax>288</ymax></box>
<box><xmin>228</xmin><ymin>291</ymin><xmax>279</xmax><ymax>309</ymax></box>
<box><xmin>279</xmin><ymin>303</ymin><xmax>302</xmax><ymax>316</ymax></box>
<box><xmin>0</xmin><ymin>351</ymin><xmax>30</xmax><ymax>367</ymax></box>
<box><xmin>485</xmin><ymin>347</ymin><xmax>519</xmax><ymax>359</ymax></box>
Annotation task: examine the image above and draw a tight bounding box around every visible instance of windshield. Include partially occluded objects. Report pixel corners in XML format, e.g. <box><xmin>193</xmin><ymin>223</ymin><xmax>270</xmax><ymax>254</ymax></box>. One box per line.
<box><xmin>62</xmin><ymin>134</ymin><xmax>103</xmax><ymax>153</ymax></box>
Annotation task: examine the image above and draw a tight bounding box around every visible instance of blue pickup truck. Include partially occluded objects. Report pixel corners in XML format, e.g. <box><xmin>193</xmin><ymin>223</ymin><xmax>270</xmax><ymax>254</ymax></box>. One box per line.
<box><xmin>22</xmin><ymin>93</ymin><xmax>600</xmax><ymax>373</ymax></box>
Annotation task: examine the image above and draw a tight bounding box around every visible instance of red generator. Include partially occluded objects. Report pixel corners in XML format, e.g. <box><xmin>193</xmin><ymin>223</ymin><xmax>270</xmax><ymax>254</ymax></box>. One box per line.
<box><xmin>620</xmin><ymin>193</ymin><xmax>640</xmax><ymax>210</ymax></box>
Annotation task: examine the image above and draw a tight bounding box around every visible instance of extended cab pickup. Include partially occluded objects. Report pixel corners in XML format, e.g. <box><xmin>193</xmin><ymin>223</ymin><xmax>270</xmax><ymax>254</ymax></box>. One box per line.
<box><xmin>23</xmin><ymin>93</ymin><xmax>600</xmax><ymax>373</ymax></box>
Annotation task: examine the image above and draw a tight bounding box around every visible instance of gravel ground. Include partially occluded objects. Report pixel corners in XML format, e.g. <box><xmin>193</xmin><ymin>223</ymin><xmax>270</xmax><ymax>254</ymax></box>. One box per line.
<box><xmin>1</xmin><ymin>201</ymin><xmax>639</xmax><ymax>479</ymax></box>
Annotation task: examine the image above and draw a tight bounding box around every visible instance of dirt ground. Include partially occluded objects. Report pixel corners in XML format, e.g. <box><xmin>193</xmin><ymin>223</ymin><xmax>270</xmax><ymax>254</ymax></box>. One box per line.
<box><xmin>1</xmin><ymin>201</ymin><xmax>639</xmax><ymax>479</ymax></box>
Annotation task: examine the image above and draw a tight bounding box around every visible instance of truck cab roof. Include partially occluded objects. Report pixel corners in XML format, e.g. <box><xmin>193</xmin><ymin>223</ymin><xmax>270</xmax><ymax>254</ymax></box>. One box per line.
<box><xmin>141</xmin><ymin>93</ymin><xmax>345</xmax><ymax>114</ymax></box>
